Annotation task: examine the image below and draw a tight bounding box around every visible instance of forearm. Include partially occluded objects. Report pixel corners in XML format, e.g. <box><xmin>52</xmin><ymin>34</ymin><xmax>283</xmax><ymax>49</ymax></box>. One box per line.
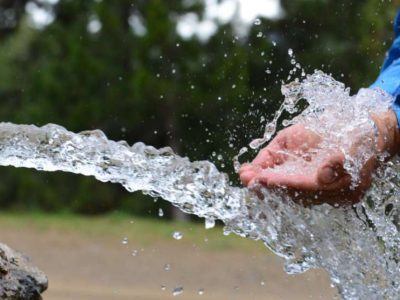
<box><xmin>371</xmin><ymin>110</ymin><xmax>400</xmax><ymax>156</ymax></box>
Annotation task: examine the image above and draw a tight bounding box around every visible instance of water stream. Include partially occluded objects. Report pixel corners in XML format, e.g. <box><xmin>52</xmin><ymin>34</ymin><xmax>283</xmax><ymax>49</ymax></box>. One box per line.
<box><xmin>0</xmin><ymin>71</ymin><xmax>399</xmax><ymax>299</ymax></box>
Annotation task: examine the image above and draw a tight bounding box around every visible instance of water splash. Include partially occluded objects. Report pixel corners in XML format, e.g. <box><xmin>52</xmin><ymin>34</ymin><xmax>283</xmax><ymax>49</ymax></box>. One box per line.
<box><xmin>0</xmin><ymin>71</ymin><xmax>398</xmax><ymax>299</ymax></box>
<box><xmin>251</xmin><ymin>71</ymin><xmax>392</xmax><ymax>184</ymax></box>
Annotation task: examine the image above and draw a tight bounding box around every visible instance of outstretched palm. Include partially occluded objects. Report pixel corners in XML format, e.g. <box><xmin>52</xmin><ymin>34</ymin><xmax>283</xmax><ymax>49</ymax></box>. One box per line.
<box><xmin>239</xmin><ymin>123</ymin><xmax>375</xmax><ymax>206</ymax></box>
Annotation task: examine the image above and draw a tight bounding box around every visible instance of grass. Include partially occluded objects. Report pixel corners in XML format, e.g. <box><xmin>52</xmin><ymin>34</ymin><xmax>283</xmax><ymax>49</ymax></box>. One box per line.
<box><xmin>0</xmin><ymin>212</ymin><xmax>269</xmax><ymax>253</ymax></box>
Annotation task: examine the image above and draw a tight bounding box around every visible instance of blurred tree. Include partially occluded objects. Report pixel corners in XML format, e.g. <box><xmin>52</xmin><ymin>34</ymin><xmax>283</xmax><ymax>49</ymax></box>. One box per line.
<box><xmin>276</xmin><ymin>0</ymin><xmax>395</xmax><ymax>89</ymax></box>
<box><xmin>0</xmin><ymin>0</ymin><xmax>27</xmax><ymax>38</ymax></box>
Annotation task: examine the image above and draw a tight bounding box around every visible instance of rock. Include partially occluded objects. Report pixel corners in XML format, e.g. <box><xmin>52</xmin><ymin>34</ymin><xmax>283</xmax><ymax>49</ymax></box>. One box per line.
<box><xmin>0</xmin><ymin>243</ymin><xmax>47</xmax><ymax>299</ymax></box>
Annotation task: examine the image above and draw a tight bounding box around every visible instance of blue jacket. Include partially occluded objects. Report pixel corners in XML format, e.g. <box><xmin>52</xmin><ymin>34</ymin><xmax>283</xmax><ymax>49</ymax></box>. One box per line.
<box><xmin>370</xmin><ymin>10</ymin><xmax>400</xmax><ymax>127</ymax></box>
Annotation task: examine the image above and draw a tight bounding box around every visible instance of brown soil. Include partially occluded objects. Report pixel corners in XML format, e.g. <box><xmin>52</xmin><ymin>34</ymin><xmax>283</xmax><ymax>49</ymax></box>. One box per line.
<box><xmin>0</xmin><ymin>224</ymin><xmax>338</xmax><ymax>300</ymax></box>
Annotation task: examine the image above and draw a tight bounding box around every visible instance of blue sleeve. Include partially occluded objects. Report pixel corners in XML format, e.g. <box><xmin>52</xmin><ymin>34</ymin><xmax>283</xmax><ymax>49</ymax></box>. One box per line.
<box><xmin>370</xmin><ymin>10</ymin><xmax>400</xmax><ymax>128</ymax></box>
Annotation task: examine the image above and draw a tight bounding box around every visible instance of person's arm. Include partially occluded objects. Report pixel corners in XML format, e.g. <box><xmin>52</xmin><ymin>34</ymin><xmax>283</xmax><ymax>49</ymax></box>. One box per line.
<box><xmin>370</xmin><ymin>110</ymin><xmax>400</xmax><ymax>156</ymax></box>
<box><xmin>370</xmin><ymin>10</ymin><xmax>400</xmax><ymax>128</ymax></box>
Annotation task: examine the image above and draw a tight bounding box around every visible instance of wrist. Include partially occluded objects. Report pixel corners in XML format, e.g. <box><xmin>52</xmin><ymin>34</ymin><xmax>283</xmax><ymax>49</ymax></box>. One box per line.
<box><xmin>370</xmin><ymin>110</ymin><xmax>400</xmax><ymax>156</ymax></box>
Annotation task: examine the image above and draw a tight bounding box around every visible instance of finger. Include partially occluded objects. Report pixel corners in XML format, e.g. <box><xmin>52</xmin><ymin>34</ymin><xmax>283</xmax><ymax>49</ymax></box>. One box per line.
<box><xmin>317</xmin><ymin>151</ymin><xmax>352</xmax><ymax>190</ymax></box>
<box><xmin>240</xmin><ymin>170</ymin><xmax>257</xmax><ymax>186</ymax></box>
<box><xmin>252</xmin><ymin>146</ymin><xmax>286</xmax><ymax>169</ymax></box>
<box><xmin>239</xmin><ymin>164</ymin><xmax>261</xmax><ymax>186</ymax></box>
<box><xmin>239</xmin><ymin>163</ymin><xmax>261</xmax><ymax>177</ymax></box>
<box><xmin>317</xmin><ymin>151</ymin><xmax>345</xmax><ymax>183</ymax></box>
<box><xmin>251</xmin><ymin>134</ymin><xmax>288</xmax><ymax>168</ymax></box>
<box><xmin>238</xmin><ymin>162</ymin><xmax>255</xmax><ymax>173</ymax></box>
<box><xmin>253</xmin><ymin>171</ymin><xmax>320</xmax><ymax>190</ymax></box>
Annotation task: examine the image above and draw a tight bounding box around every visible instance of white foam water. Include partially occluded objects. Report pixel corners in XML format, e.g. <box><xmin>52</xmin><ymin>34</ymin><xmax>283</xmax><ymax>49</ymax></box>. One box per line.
<box><xmin>0</xmin><ymin>71</ymin><xmax>398</xmax><ymax>299</ymax></box>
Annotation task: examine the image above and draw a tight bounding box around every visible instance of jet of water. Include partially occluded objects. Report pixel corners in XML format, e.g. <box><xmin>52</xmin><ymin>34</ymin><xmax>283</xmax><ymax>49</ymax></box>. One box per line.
<box><xmin>0</xmin><ymin>71</ymin><xmax>398</xmax><ymax>299</ymax></box>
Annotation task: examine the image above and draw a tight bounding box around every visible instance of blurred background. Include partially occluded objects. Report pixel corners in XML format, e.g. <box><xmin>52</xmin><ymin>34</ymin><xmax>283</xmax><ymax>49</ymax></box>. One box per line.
<box><xmin>0</xmin><ymin>0</ymin><xmax>398</xmax><ymax>299</ymax></box>
<box><xmin>0</xmin><ymin>0</ymin><xmax>397</xmax><ymax>216</ymax></box>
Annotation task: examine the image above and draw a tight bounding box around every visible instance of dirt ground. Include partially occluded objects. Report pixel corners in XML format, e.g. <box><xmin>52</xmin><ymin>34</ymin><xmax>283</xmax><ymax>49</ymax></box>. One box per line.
<box><xmin>0</xmin><ymin>221</ymin><xmax>338</xmax><ymax>300</ymax></box>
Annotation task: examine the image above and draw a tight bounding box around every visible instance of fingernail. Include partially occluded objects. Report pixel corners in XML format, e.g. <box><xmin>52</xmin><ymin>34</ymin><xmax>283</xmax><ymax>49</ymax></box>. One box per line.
<box><xmin>319</xmin><ymin>166</ymin><xmax>336</xmax><ymax>184</ymax></box>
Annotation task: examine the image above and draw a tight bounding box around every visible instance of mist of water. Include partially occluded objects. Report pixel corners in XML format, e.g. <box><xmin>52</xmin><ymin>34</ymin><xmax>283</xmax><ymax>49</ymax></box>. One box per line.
<box><xmin>0</xmin><ymin>71</ymin><xmax>398</xmax><ymax>299</ymax></box>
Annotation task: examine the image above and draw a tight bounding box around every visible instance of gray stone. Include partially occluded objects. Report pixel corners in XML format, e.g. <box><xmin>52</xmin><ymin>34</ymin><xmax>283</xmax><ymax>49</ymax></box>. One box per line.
<box><xmin>0</xmin><ymin>243</ymin><xmax>47</xmax><ymax>299</ymax></box>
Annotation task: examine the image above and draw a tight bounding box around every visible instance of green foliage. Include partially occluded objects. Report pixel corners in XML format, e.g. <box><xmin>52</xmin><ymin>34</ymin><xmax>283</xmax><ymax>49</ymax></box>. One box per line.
<box><xmin>0</xmin><ymin>0</ymin><xmax>397</xmax><ymax>217</ymax></box>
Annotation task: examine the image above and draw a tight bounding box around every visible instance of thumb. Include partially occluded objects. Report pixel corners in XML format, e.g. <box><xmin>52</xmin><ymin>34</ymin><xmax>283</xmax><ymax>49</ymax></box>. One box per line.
<box><xmin>317</xmin><ymin>151</ymin><xmax>346</xmax><ymax>185</ymax></box>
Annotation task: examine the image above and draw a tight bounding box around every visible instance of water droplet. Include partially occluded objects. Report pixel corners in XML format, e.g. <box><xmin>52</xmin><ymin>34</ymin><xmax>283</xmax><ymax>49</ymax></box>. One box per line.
<box><xmin>205</xmin><ymin>218</ymin><xmax>215</xmax><ymax>229</ymax></box>
<box><xmin>249</xmin><ymin>138</ymin><xmax>264</xmax><ymax>149</ymax></box>
<box><xmin>288</xmin><ymin>48</ymin><xmax>293</xmax><ymax>56</ymax></box>
<box><xmin>172</xmin><ymin>286</ymin><xmax>184</xmax><ymax>296</ymax></box>
<box><xmin>158</xmin><ymin>208</ymin><xmax>164</xmax><ymax>217</ymax></box>
<box><xmin>265</xmin><ymin>123</ymin><xmax>276</xmax><ymax>137</ymax></box>
<box><xmin>173</xmin><ymin>231</ymin><xmax>183</xmax><ymax>240</ymax></box>
<box><xmin>238</xmin><ymin>147</ymin><xmax>248</xmax><ymax>156</ymax></box>
<box><xmin>232</xmin><ymin>84</ymin><xmax>236</xmax><ymax>89</ymax></box>
<box><xmin>164</xmin><ymin>263</ymin><xmax>171</xmax><ymax>271</ymax></box>
<box><xmin>131</xmin><ymin>250</ymin><xmax>138</xmax><ymax>256</ymax></box>
<box><xmin>198</xmin><ymin>288</ymin><xmax>205</xmax><ymax>295</ymax></box>
<box><xmin>254</xmin><ymin>18</ymin><xmax>261</xmax><ymax>25</ymax></box>
<box><xmin>257</xmin><ymin>32</ymin><xmax>263</xmax><ymax>38</ymax></box>
<box><xmin>161</xmin><ymin>285</ymin><xmax>166</xmax><ymax>291</ymax></box>
<box><xmin>121</xmin><ymin>237</ymin><xmax>128</xmax><ymax>245</ymax></box>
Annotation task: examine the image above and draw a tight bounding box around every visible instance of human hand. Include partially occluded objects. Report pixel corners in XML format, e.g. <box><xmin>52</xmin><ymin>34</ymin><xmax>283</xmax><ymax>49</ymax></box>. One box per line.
<box><xmin>239</xmin><ymin>110</ymin><xmax>400</xmax><ymax>206</ymax></box>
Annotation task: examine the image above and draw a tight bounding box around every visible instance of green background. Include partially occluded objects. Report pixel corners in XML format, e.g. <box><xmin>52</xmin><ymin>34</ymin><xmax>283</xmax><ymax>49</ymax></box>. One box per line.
<box><xmin>0</xmin><ymin>0</ymin><xmax>397</xmax><ymax>217</ymax></box>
